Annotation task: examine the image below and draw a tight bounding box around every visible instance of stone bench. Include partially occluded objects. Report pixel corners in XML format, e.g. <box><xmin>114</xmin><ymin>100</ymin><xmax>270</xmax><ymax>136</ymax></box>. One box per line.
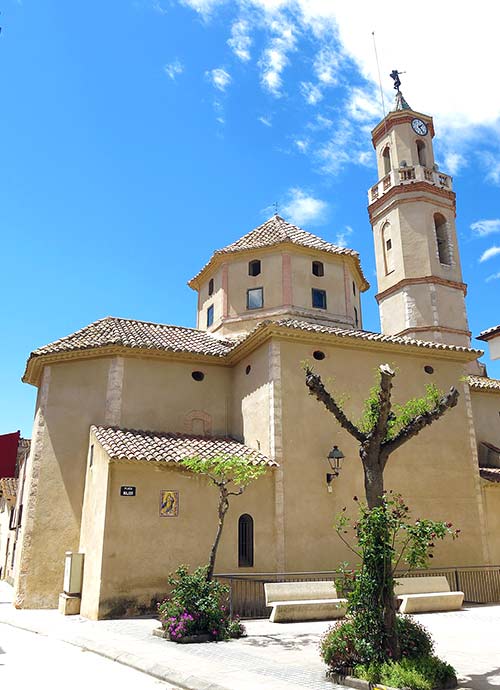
<box><xmin>395</xmin><ymin>576</ymin><xmax>464</xmax><ymax>614</ymax></box>
<box><xmin>264</xmin><ymin>580</ymin><xmax>347</xmax><ymax>623</ymax></box>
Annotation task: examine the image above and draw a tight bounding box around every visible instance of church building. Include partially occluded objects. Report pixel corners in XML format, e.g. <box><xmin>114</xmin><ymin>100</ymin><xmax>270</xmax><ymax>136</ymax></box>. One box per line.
<box><xmin>6</xmin><ymin>89</ymin><xmax>500</xmax><ymax>619</ymax></box>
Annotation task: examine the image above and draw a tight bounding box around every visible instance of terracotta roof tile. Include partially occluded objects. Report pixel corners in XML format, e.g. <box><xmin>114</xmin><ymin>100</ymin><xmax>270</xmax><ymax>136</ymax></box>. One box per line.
<box><xmin>91</xmin><ymin>425</ymin><xmax>276</xmax><ymax>467</ymax></box>
<box><xmin>477</xmin><ymin>325</ymin><xmax>500</xmax><ymax>341</ymax></box>
<box><xmin>267</xmin><ymin>319</ymin><xmax>482</xmax><ymax>355</ymax></box>
<box><xmin>479</xmin><ymin>467</ymin><xmax>500</xmax><ymax>483</ymax></box>
<box><xmin>0</xmin><ymin>477</ymin><xmax>18</xmax><ymax>500</ymax></box>
<box><xmin>189</xmin><ymin>215</ymin><xmax>369</xmax><ymax>289</ymax></box>
<box><xmin>30</xmin><ymin>317</ymin><xmax>237</xmax><ymax>359</ymax></box>
<box><xmin>468</xmin><ymin>375</ymin><xmax>500</xmax><ymax>391</ymax></box>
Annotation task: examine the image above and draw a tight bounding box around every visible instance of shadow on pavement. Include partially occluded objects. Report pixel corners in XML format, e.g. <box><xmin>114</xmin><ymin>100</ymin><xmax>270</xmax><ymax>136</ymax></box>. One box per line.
<box><xmin>243</xmin><ymin>633</ymin><xmax>319</xmax><ymax>650</ymax></box>
<box><xmin>458</xmin><ymin>666</ymin><xmax>500</xmax><ymax>690</ymax></box>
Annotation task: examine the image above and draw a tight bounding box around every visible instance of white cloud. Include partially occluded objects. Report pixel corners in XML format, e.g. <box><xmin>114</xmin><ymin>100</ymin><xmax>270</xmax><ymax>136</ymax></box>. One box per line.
<box><xmin>258</xmin><ymin>116</ymin><xmax>272</xmax><ymax>127</ymax></box>
<box><xmin>483</xmin><ymin>152</ymin><xmax>500</xmax><ymax>185</ymax></box>
<box><xmin>480</xmin><ymin>246</ymin><xmax>500</xmax><ymax>263</ymax></box>
<box><xmin>313</xmin><ymin>45</ymin><xmax>340</xmax><ymax>86</ymax></box>
<box><xmin>163</xmin><ymin>59</ymin><xmax>184</xmax><ymax>80</ymax></box>
<box><xmin>486</xmin><ymin>272</ymin><xmax>500</xmax><ymax>282</ymax></box>
<box><xmin>281</xmin><ymin>187</ymin><xmax>328</xmax><ymax>225</ymax></box>
<box><xmin>258</xmin><ymin>18</ymin><xmax>296</xmax><ymax>97</ymax></box>
<box><xmin>346</xmin><ymin>87</ymin><xmax>381</xmax><ymax>123</ymax></box>
<box><xmin>206</xmin><ymin>67</ymin><xmax>232</xmax><ymax>91</ymax></box>
<box><xmin>294</xmin><ymin>138</ymin><xmax>309</xmax><ymax>152</ymax></box>
<box><xmin>300</xmin><ymin>81</ymin><xmax>323</xmax><ymax>105</ymax></box>
<box><xmin>228</xmin><ymin>19</ymin><xmax>252</xmax><ymax>61</ymax></box>
<box><xmin>443</xmin><ymin>152</ymin><xmax>466</xmax><ymax>176</ymax></box>
<box><xmin>471</xmin><ymin>219</ymin><xmax>500</xmax><ymax>237</ymax></box>
<box><xmin>180</xmin><ymin>0</ymin><xmax>220</xmax><ymax>17</ymax></box>
<box><xmin>335</xmin><ymin>225</ymin><xmax>353</xmax><ymax>247</ymax></box>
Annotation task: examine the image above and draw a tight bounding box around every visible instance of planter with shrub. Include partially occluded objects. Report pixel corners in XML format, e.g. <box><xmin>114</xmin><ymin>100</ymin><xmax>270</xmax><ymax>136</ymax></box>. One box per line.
<box><xmin>157</xmin><ymin>564</ymin><xmax>245</xmax><ymax>643</ymax></box>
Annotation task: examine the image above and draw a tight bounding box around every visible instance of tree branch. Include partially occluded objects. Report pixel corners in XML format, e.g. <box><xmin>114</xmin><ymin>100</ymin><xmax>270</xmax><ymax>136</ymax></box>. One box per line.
<box><xmin>382</xmin><ymin>386</ymin><xmax>459</xmax><ymax>458</ymax></box>
<box><xmin>305</xmin><ymin>368</ymin><xmax>366</xmax><ymax>443</ymax></box>
<box><xmin>367</xmin><ymin>364</ymin><xmax>395</xmax><ymax>454</ymax></box>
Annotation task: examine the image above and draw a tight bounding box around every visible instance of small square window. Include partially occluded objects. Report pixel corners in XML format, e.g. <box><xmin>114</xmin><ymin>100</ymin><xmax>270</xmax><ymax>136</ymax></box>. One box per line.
<box><xmin>249</xmin><ymin>260</ymin><xmax>261</xmax><ymax>277</ymax></box>
<box><xmin>247</xmin><ymin>287</ymin><xmax>263</xmax><ymax>310</ymax></box>
<box><xmin>207</xmin><ymin>305</ymin><xmax>214</xmax><ymax>327</ymax></box>
<box><xmin>312</xmin><ymin>261</ymin><xmax>324</xmax><ymax>277</ymax></box>
<box><xmin>312</xmin><ymin>288</ymin><xmax>327</xmax><ymax>309</ymax></box>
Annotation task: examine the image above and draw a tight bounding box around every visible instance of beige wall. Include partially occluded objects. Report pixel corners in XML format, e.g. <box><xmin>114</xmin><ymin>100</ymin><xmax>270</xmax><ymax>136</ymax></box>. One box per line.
<box><xmin>80</xmin><ymin>454</ymin><xmax>276</xmax><ymax>619</ymax></box>
<box><xmin>374</xmin><ymin>117</ymin><xmax>435</xmax><ymax>180</ymax></box>
<box><xmin>120</xmin><ymin>358</ymin><xmax>231</xmax><ymax>436</ymax></box>
<box><xmin>79</xmin><ymin>439</ymin><xmax>110</xmax><ymax>619</ymax></box>
<box><xmin>482</xmin><ymin>485</ymin><xmax>500</xmax><ymax>563</ymax></box>
<box><xmin>471</xmin><ymin>390</ymin><xmax>500</xmax><ymax>449</ymax></box>
<box><xmin>278</xmin><ymin>338</ymin><xmax>488</xmax><ymax>570</ymax></box>
<box><xmin>14</xmin><ymin>359</ymin><xmax>110</xmax><ymax>608</ymax></box>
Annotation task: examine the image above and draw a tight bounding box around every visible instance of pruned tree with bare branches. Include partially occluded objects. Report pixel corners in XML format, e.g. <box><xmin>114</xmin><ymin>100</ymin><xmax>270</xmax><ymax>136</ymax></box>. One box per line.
<box><xmin>305</xmin><ymin>363</ymin><xmax>459</xmax><ymax>659</ymax></box>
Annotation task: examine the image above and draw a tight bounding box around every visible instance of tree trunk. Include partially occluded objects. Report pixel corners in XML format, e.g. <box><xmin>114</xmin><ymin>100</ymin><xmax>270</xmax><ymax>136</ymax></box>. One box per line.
<box><xmin>361</xmin><ymin>449</ymin><xmax>384</xmax><ymax>510</ymax></box>
<box><xmin>206</xmin><ymin>487</ymin><xmax>229</xmax><ymax>581</ymax></box>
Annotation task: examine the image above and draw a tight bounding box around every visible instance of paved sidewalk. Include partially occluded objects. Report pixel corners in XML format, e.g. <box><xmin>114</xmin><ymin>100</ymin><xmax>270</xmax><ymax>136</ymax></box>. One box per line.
<box><xmin>1</xmin><ymin>582</ymin><xmax>499</xmax><ymax>689</ymax></box>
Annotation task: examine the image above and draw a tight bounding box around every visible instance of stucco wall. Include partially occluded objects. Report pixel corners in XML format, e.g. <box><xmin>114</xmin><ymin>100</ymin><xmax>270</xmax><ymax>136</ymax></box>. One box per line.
<box><xmin>120</xmin><ymin>358</ymin><xmax>231</xmax><ymax>436</ymax></box>
<box><xmin>89</xmin><ymin>459</ymin><xmax>276</xmax><ymax>619</ymax></box>
<box><xmin>278</xmin><ymin>338</ymin><xmax>488</xmax><ymax>570</ymax></box>
<box><xmin>470</xmin><ymin>390</ymin><xmax>500</xmax><ymax>449</ymax></box>
<box><xmin>79</xmin><ymin>439</ymin><xmax>110</xmax><ymax>620</ymax></box>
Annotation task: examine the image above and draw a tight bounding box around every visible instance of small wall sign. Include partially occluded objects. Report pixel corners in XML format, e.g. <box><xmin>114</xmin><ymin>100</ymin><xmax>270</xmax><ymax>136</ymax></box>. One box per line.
<box><xmin>120</xmin><ymin>485</ymin><xmax>136</xmax><ymax>497</ymax></box>
<box><xmin>159</xmin><ymin>490</ymin><xmax>179</xmax><ymax>517</ymax></box>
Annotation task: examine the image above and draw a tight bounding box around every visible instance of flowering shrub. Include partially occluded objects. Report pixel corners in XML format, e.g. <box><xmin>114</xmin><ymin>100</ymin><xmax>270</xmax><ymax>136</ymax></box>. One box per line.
<box><xmin>320</xmin><ymin>615</ymin><xmax>435</xmax><ymax>676</ymax></box>
<box><xmin>157</xmin><ymin>565</ymin><xmax>245</xmax><ymax>642</ymax></box>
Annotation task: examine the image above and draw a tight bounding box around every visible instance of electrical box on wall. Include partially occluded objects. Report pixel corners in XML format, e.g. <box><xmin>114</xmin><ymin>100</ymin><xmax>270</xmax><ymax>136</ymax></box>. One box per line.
<box><xmin>63</xmin><ymin>552</ymin><xmax>84</xmax><ymax>595</ymax></box>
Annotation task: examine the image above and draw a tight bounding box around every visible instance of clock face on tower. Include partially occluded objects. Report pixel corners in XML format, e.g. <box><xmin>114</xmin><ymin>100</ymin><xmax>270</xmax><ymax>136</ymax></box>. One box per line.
<box><xmin>411</xmin><ymin>118</ymin><xmax>428</xmax><ymax>136</ymax></box>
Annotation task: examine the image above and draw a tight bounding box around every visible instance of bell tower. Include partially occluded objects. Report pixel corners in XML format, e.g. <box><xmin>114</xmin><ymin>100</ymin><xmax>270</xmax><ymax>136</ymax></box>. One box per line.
<box><xmin>368</xmin><ymin>79</ymin><xmax>471</xmax><ymax>348</ymax></box>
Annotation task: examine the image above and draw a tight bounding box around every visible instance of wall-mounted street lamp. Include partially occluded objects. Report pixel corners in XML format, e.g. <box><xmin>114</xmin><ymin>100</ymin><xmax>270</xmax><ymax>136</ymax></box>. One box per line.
<box><xmin>326</xmin><ymin>445</ymin><xmax>345</xmax><ymax>492</ymax></box>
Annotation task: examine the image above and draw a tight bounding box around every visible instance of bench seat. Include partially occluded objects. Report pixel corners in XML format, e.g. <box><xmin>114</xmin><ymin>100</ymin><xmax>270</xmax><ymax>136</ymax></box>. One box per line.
<box><xmin>264</xmin><ymin>581</ymin><xmax>347</xmax><ymax>623</ymax></box>
<box><xmin>395</xmin><ymin>576</ymin><xmax>464</xmax><ymax>614</ymax></box>
<box><xmin>269</xmin><ymin>598</ymin><xmax>347</xmax><ymax>623</ymax></box>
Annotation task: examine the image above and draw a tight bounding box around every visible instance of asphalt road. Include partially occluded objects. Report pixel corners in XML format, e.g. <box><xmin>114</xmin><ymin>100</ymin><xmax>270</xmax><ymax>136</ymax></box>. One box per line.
<box><xmin>0</xmin><ymin>623</ymin><xmax>180</xmax><ymax>689</ymax></box>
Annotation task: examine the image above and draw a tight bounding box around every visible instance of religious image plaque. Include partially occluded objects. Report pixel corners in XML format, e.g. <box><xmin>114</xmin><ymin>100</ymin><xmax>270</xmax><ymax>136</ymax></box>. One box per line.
<box><xmin>159</xmin><ymin>490</ymin><xmax>179</xmax><ymax>517</ymax></box>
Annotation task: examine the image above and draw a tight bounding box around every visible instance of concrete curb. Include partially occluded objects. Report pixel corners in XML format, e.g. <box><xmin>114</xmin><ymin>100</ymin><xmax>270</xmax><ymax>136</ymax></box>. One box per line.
<box><xmin>0</xmin><ymin>616</ymin><xmax>234</xmax><ymax>690</ymax></box>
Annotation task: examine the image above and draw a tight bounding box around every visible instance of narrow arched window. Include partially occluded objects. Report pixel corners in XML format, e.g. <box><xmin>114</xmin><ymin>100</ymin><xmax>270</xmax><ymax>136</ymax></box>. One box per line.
<box><xmin>354</xmin><ymin>306</ymin><xmax>359</xmax><ymax>328</ymax></box>
<box><xmin>382</xmin><ymin>146</ymin><xmax>391</xmax><ymax>175</ymax></box>
<box><xmin>238</xmin><ymin>514</ymin><xmax>254</xmax><ymax>567</ymax></box>
<box><xmin>248</xmin><ymin>259</ymin><xmax>261</xmax><ymax>277</ymax></box>
<box><xmin>434</xmin><ymin>213</ymin><xmax>451</xmax><ymax>265</ymax></box>
<box><xmin>208</xmin><ymin>278</ymin><xmax>214</xmax><ymax>296</ymax></box>
<box><xmin>382</xmin><ymin>222</ymin><xmax>394</xmax><ymax>274</ymax></box>
<box><xmin>416</xmin><ymin>140</ymin><xmax>426</xmax><ymax>166</ymax></box>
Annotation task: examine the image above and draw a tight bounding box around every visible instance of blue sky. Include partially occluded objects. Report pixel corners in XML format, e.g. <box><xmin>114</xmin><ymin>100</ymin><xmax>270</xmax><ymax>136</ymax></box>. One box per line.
<box><xmin>1</xmin><ymin>0</ymin><xmax>499</xmax><ymax>437</ymax></box>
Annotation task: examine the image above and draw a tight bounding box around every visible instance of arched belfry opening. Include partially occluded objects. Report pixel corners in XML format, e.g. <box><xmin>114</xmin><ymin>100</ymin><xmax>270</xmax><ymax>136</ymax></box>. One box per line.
<box><xmin>382</xmin><ymin>222</ymin><xmax>394</xmax><ymax>274</ymax></box>
<box><xmin>382</xmin><ymin>146</ymin><xmax>391</xmax><ymax>175</ymax></box>
<box><xmin>434</xmin><ymin>213</ymin><xmax>451</xmax><ymax>265</ymax></box>
<box><xmin>416</xmin><ymin>140</ymin><xmax>426</xmax><ymax>166</ymax></box>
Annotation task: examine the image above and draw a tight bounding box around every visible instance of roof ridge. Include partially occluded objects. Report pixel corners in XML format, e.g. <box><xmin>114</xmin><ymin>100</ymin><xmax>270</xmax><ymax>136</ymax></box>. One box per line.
<box><xmin>92</xmin><ymin>424</ymin><xmax>240</xmax><ymax>442</ymax></box>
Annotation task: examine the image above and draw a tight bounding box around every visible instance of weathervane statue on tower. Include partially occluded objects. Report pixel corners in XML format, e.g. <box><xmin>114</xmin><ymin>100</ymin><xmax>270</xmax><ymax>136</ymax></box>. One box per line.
<box><xmin>390</xmin><ymin>69</ymin><xmax>411</xmax><ymax>111</ymax></box>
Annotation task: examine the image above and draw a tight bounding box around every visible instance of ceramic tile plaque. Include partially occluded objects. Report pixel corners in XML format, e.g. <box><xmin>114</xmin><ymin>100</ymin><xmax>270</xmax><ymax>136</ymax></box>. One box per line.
<box><xmin>159</xmin><ymin>490</ymin><xmax>179</xmax><ymax>517</ymax></box>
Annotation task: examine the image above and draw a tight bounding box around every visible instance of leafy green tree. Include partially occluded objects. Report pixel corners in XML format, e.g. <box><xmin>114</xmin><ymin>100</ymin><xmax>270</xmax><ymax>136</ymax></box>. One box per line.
<box><xmin>305</xmin><ymin>364</ymin><xmax>459</xmax><ymax>658</ymax></box>
<box><xmin>181</xmin><ymin>456</ymin><xmax>267</xmax><ymax>581</ymax></box>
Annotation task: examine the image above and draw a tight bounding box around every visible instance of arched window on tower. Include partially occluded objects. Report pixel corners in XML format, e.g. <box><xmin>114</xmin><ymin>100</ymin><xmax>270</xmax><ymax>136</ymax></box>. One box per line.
<box><xmin>382</xmin><ymin>222</ymin><xmax>395</xmax><ymax>274</ymax></box>
<box><xmin>416</xmin><ymin>140</ymin><xmax>426</xmax><ymax>167</ymax></box>
<box><xmin>238</xmin><ymin>514</ymin><xmax>254</xmax><ymax>567</ymax></box>
<box><xmin>434</xmin><ymin>213</ymin><xmax>451</xmax><ymax>265</ymax></box>
<box><xmin>382</xmin><ymin>146</ymin><xmax>391</xmax><ymax>175</ymax></box>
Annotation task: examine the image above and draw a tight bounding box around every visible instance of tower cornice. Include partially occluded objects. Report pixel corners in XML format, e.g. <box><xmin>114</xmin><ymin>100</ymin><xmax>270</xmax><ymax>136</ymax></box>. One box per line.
<box><xmin>375</xmin><ymin>275</ymin><xmax>468</xmax><ymax>303</ymax></box>
<box><xmin>368</xmin><ymin>182</ymin><xmax>456</xmax><ymax>223</ymax></box>
<box><xmin>371</xmin><ymin>109</ymin><xmax>435</xmax><ymax>148</ymax></box>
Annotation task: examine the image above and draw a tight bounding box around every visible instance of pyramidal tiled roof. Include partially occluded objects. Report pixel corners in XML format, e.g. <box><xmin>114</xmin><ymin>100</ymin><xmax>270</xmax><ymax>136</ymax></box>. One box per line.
<box><xmin>91</xmin><ymin>425</ymin><xmax>276</xmax><ymax>466</ymax></box>
<box><xmin>189</xmin><ymin>215</ymin><xmax>369</xmax><ymax>289</ymax></box>
<box><xmin>29</xmin><ymin>317</ymin><xmax>237</xmax><ymax>359</ymax></box>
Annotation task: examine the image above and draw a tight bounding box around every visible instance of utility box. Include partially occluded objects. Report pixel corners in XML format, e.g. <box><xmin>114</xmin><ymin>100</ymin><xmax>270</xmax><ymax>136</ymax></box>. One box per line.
<box><xmin>63</xmin><ymin>552</ymin><xmax>84</xmax><ymax>595</ymax></box>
